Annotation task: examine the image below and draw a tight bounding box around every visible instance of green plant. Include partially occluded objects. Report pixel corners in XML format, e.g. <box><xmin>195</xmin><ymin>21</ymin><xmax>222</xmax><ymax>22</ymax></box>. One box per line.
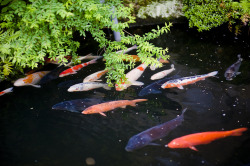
<box><xmin>0</xmin><ymin>0</ymin><xmax>171</xmax><ymax>84</ymax></box>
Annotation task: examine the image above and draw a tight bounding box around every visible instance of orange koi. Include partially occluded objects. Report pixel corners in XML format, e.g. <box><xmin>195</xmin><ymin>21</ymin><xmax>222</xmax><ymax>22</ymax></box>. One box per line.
<box><xmin>14</xmin><ymin>71</ymin><xmax>50</xmax><ymax>88</ymax></box>
<box><xmin>59</xmin><ymin>58</ymin><xmax>99</xmax><ymax>77</ymax></box>
<box><xmin>83</xmin><ymin>69</ymin><xmax>108</xmax><ymax>82</ymax></box>
<box><xmin>0</xmin><ymin>87</ymin><xmax>13</xmax><ymax>96</ymax></box>
<box><xmin>166</xmin><ymin>128</ymin><xmax>247</xmax><ymax>151</ymax></box>
<box><xmin>161</xmin><ymin>71</ymin><xmax>218</xmax><ymax>90</ymax></box>
<box><xmin>115</xmin><ymin>63</ymin><xmax>147</xmax><ymax>91</ymax></box>
<box><xmin>82</xmin><ymin>99</ymin><xmax>148</xmax><ymax>116</ymax></box>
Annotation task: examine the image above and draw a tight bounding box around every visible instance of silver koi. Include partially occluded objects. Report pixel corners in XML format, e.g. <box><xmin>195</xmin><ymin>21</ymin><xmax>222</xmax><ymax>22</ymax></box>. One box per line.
<box><xmin>224</xmin><ymin>54</ymin><xmax>243</xmax><ymax>81</ymax></box>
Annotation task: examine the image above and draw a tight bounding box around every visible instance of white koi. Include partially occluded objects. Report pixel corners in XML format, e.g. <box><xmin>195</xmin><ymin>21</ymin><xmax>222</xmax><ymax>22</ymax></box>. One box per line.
<box><xmin>151</xmin><ymin>64</ymin><xmax>175</xmax><ymax>80</ymax></box>
<box><xmin>68</xmin><ymin>82</ymin><xmax>111</xmax><ymax>92</ymax></box>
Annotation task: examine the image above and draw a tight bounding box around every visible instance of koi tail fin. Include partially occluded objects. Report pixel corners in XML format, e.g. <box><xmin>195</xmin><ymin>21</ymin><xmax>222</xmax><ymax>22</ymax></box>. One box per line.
<box><xmin>133</xmin><ymin>99</ymin><xmax>148</xmax><ymax>102</ymax></box>
<box><xmin>171</xmin><ymin>64</ymin><xmax>175</xmax><ymax>69</ymax></box>
<box><xmin>207</xmin><ymin>71</ymin><xmax>218</xmax><ymax>77</ymax></box>
<box><xmin>230</xmin><ymin>128</ymin><xmax>247</xmax><ymax>136</ymax></box>
<box><xmin>181</xmin><ymin>108</ymin><xmax>187</xmax><ymax>116</ymax></box>
<box><xmin>131</xmin><ymin>99</ymin><xmax>148</xmax><ymax>106</ymax></box>
<box><xmin>130</xmin><ymin>45</ymin><xmax>138</xmax><ymax>50</ymax></box>
<box><xmin>88</xmin><ymin>58</ymin><xmax>99</xmax><ymax>64</ymax></box>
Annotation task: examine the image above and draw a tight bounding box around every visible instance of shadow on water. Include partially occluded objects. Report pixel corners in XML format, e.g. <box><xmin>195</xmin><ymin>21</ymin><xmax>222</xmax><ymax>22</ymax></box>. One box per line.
<box><xmin>0</xmin><ymin>23</ymin><xmax>250</xmax><ymax>166</ymax></box>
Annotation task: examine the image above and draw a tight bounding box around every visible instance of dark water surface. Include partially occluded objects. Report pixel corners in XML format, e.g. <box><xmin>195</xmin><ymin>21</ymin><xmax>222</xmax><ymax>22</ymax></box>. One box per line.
<box><xmin>0</xmin><ymin>24</ymin><xmax>250</xmax><ymax>166</ymax></box>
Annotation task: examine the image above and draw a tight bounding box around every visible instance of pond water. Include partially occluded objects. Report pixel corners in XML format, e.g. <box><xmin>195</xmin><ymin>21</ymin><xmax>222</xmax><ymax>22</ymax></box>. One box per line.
<box><xmin>0</xmin><ymin>24</ymin><xmax>250</xmax><ymax>166</ymax></box>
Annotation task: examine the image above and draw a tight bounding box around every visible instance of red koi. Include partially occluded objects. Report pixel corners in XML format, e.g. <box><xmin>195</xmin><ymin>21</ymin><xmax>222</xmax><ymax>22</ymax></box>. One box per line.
<box><xmin>161</xmin><ymin>71</ymin><xmax>218</xmax><ymax>89</ymax></box>
<box><xmin>166</xmin><ymin>128</ymin><xmax>247</xmax><ymax>151</ymax></box>
<box><xmin>59</xmin><ymin>58</ymin><xmax>98</xmax><ymax>77</ymax></box>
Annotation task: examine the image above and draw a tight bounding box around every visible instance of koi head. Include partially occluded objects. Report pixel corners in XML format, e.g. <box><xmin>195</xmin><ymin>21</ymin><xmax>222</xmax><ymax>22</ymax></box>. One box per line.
<box><xmin>68</xmin><ymin>84</ymin><xmax>82</xmax><ymax>92</ymax></box>
<box><xmin>224</xmin><ymin>69</ymin><xmax>235</xmax><ymax>81</ymax></box>
<box><xmin>82</xmin><ymin>107</ymin><xmax>95</xmax><ymax>114</ymax></box>
<box><xmin>125</xmin><ymin>134</ymin><xmax>151</xmax><ymax>152</ymax></box>
<box><xmin>59</xmin><ymin>71</ymin><xmax>69</xmax><ymax>77</ymax></box>
<box><xmin>166</xmin><ymin>139</ymin><xmax>189</xmax><ymax>149</ymax></box>
<box><xmin>14</xmin><ymin>78</ymin><xmax>26</xmax><ymax>86</ymax></box>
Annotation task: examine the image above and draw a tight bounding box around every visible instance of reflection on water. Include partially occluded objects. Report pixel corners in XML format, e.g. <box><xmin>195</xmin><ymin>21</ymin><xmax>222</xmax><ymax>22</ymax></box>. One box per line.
<box><xmin>0</xmin><ymin>24</ymin><xmax>250</xmax><ymax>166</ymax></box>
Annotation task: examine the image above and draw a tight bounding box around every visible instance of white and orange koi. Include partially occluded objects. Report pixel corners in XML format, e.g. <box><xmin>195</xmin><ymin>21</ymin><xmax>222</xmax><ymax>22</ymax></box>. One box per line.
<box><xmin>151</xmin><ymin>64</ymin><xmax>175</xmax><ymax>80</ymax></box>
<box><xmin>83</xmin><ymin>69</ymin><xmax>108</xmax><ymax>82</ymax></box>
<box><xmin>0</xmin><ymin>87</ymin><xmax>13</xmax><ymax>96</ymax></box>
<box><xmin>115</xmin><ymin>63</ymin><xmax>147</xmax><ymax>91</ymax></box>
<box><xmin>59</xmin><ymin>58</ymin><xmax>99</xmax><ymax>77</ymax></box>
<box><xmin>82</xmin><ymin>99</ymin><xmax>148</xmax><ymax>116</ymax></box>
<box><xmin>14</xmin><ymin>71</ymin><xmax>50</xmax><ymax>88</ymax></box>
<box><xmin>161</xmin><ymin>71</ymin><xmax>218</xmax><ymax>90</ymax></box>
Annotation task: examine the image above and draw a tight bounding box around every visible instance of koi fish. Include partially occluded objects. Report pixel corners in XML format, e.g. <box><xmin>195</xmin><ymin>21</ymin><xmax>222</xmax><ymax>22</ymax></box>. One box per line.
<box><xmin>159</xmin><ymin>58</ymin><xmax>169</xmax><ymax>64</ymax></box>
<box><xmin>39</xmin><ymin>66</ymin><xmax>65</xmax><ymax>84</ymax></box>
<box><xmin>138</xmin><ymin>74</ymin><xmax>181</xmax><ymax>96</ymax></box>
<box><xmin>150</xmin><ymin>57</ymin><xmax>170</xmax><ymax>70</ymax></box>
<box><xmin>116</xmin><ymin>45</ymin><xmax>137</xmax><ymax>54</ymax></box>
<box><xmin>52</xmin><ymin>98</ymin><xmax>104</xmax><ymax>113</ymax></box>
<box><xmin>224</xmin><ymin>54</ymin><xmax>243</xmax><ymax>81</ymax></box>
<box><xmin>68</xmin><ymin>82</ymin><xmax>111</xmax><ymax>92</ymax></box>
<box><xmin>125</xmin><ymin>108</ymin><xmax>187</xmax><ymax>152</ymax></box>
<box><xmin>0</xmin><ymin>87</ymin><xmax>13</xmax><ymax>96</ymax></box>
<box><xmin>166</xmin><ymin>127</ymin><xmax>247</xmax><ymax>151</ymax></box>
<box><xmin>59</xmin><ymin>58</ymin><xmax>99</xmax><ymax>77</ymax></box>
<box><xmin>151</xmin><ymin>64</ymin><xmax>175</xmax><ymax>80</ymax></box>
<box><xmin>82</xmin><ymin>99</ymin><xmax>148</xmax><ymax>116</ymax></box>
<box><xmin>161</xmin><ymin>71</ymin><xmax>218</xmax><ymax>90</ymax></box>
<box><xmin>103</xmin><ymin>45</ymin><xmax>138</xmax><ymax>61</ymax></box>
<box><xmin>66</xmin><ymin>53</ymin><xmax>103</xmax><ymax>67</ymax></box>
<box><xmin>115</xmin><ymin>63</ymin><xmax>147</xmax><ymax>91</ymax></box>
<box><xmin>14</xmin><ymin>71</ymin><xmax>50</xmax><ymax>88</ymax></box>
<box><xmin>83</xmin><ymin>69</ymin><xmax>108</xmax><ymax>82</ymax></box>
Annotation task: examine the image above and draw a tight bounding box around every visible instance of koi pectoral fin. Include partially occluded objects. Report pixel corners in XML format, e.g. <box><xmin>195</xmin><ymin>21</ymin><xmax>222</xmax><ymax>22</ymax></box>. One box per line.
<box><xmin>148</xmin><ymin>143</ymin><xmax>161</xmax><ymax>146</ymax></box>
<box><xmin>236</xmin><ymin>72</ymin><xmax>241</xmax><ymax>75</ymax></box>
<box><xmin>189</xmin><ymin>146</ymin><xmax>198</xmax><ymax>151</ymax></box>
<box><xmin>31</xmin><ymin>84</ymin><xmax>41</xmax><ymax>88</ymax></box>
<box><xmin>132</xmin><ymin>81</ymin><xmax>144</xmax><ymax>86</ymax></box>
<box><xmin>99</xmin><ymin>112</ymin><xmax>107</xmax><ymax>116</ymax></box>
<box><xmin>177</xmin><ymin>85</ymin><xmax>184</xmax><ymax>89</ymax></box>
